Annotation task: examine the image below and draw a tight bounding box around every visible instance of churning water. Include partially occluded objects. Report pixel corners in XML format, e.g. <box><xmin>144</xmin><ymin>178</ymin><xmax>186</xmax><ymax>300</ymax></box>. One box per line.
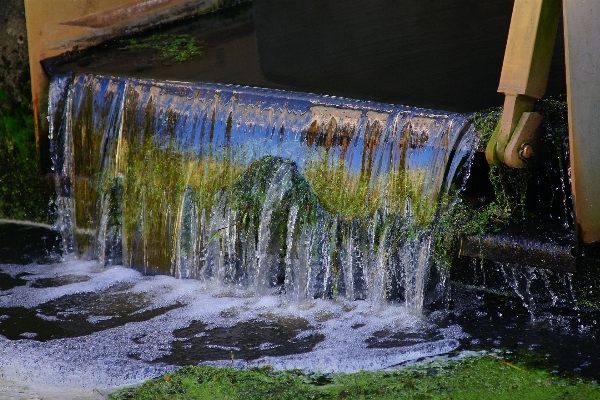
<box><xmin>1</xmin><ymin>223</ymin><xmax>599</xmax><ymax>394</ymax></box>
<box><xmin>0</xmin><ymin>251</ymin><xmax>463</xmax><ymax>390</ymax></box>
<box><xmin>49</xmin><ymin>73</ymin><xmax>475</xmax><ymax>312</ymax></box>
<box><xmin>1</xmin><ymin>73</ymin><xmax>596</xmax><ymax>394</ymax></box>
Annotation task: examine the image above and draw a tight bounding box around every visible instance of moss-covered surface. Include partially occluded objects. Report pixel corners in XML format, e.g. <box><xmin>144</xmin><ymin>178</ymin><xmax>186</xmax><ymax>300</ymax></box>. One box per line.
<box><xmin>0</xmin><ymin>81</ymin><xmax>51</xmax><ymax>223</ymax></box>
<box><xmin>467</xmin><ymin>97</ymin><xmax>570</xmax><ymax>229</ymax></box>
<box><xmin>109</xmin><ymin>355</ymin><xmax>600</xmax><ymax>399</ymax></box>
<box><xmin>119</xmin><ymin>34</ymin><xmax>204</xmax><ymax>62</ymax></box>
<box><xmin>228</xmin><ymin>155</ymin><xmax>318</xmax><ymax>229</ymax></box>
<box><xmin>304</xmin><ymin>153</ymin><xmax>429</xmax><ymax>224</ymax></box>
<box><xmin>118</xmin><ymin>134</ymin><xmax>245</xmax><ymax>270</ymax></box>
<box><xmin>0</xmin><ymin>4</ymin><xmax>52</xmax><ymax>223</ymax></box>
<box><xmin>443</xmin><ymin>97</ymin><xmax>569</xmax><ymax>244</ymax></box>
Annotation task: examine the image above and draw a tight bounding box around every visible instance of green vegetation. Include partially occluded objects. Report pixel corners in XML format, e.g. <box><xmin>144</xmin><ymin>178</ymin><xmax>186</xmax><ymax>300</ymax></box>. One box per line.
<box><xmin>304</xmin><ymin>152</ymin><xmax>431</xmax><ymax>224</ymax></box>
<box><xmin>432</xmin><ymin>98</ymin><xmax>569</xmax><ymax>271</ymax></box>
<box><xmin>118</xmin><ymin>135</ymin><xmax>245</xmax><ymax>270</ymax></box>
<box><xmin>109</xmin><ymin>355</ymin><xmax>600</xmax><ymax>399</ymax></box>
<box><xmin>0</xmin><ymin>71</ymin><xmax>51</xmax><ymax>223</ymax></box>
<box><xmin>468</xmin><ymin>107</ymin><xmax>531</xmax><ymax>229</ymax></box>
<box><xmin>228</xmin><ymin>155</ymin><xmax>318</xmax><ymax>228</ymax></box>
<box><xmin>119</xmin><ymin>34</ymin><xmax>204</xmax><ymax>62</ymax></box>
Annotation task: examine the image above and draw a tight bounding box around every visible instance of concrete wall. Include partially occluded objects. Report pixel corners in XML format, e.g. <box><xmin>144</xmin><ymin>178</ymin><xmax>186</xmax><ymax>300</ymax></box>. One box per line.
<box><xmin>0</xmin><ymin>0</ymin><xmax>29</xmax><ymax>105</ymax></box>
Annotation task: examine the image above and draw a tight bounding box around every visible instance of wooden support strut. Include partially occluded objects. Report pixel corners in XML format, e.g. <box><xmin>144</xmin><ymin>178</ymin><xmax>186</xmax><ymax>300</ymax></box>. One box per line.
<box><xmin>486</xmin><ymin>0</ymin><xmax>561</xmax><ymax>168</ymax></box>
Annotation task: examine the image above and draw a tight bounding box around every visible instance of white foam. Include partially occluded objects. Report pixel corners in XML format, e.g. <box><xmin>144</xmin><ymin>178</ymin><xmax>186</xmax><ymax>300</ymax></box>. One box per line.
<box><xmin>0</xmin><ymin>260</ymin><xmax>463</xmax><ymax>392</ymax></box>
<box><xmin>0</xmin><ymin>262</ymin><xmax>141</xmax><ymax>308</ymax></box>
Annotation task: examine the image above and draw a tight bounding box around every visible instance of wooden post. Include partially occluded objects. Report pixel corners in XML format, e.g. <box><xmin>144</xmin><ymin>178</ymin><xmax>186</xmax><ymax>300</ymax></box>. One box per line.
<box><xmin>563</xmin><ymin>1</ymin><xmax>600</xmax><ymax>245</ymax></box>
<box><xmin>486</xmin><ymin>0</ymin><xmax>561</xmax><ymax>168</ymax></box>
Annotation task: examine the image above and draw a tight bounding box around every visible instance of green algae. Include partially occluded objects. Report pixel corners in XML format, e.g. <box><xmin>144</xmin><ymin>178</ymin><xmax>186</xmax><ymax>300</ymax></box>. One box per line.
<box><xmin>119</xmin><ymin>34</ymin><xmax>204</xmax><ymax>62</ymax></box>
<box><xmin>0</xmin><ymin>82</ymin><xmax>51</xmax><ymax>223</ymax></box>
<box><xmin>109</xmin><ymin>355</ymin><xmax>600</xmax><ymax>399</ymax></box>
<box><xmin>118</xmin><ymin>135</ymin><xmax>245</xmax><ymax>271</ymax></box>
<box><xmin>228</xmin><ymin>155</ymin><xmax>318</xmax><ymax>229</ymax></box>
<box><xmin>303</xmin><ymin>152</ymin><xmax>430</xmax><ymax>224</ymax></box>
<box><xmin>431</xmin><ymin>97</ymin><xmax>570</xmax><ymax>273</ymax></box>
<box><xmin>468</xmin><ymin>96</ymin><xmax>569</xmax><ymax>226</ymax></box>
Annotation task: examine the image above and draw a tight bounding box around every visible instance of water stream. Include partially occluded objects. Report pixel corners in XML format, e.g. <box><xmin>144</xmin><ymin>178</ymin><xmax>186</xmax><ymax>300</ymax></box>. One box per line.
<box><xmin>2</xmin><ymin>73</ymin><xmax>598</xmax><ymax>394</ymax></box>
<box><xmin>49</xmin><ymin>73</ymin><xmax>475</xmax><ymax>311</ymax></box>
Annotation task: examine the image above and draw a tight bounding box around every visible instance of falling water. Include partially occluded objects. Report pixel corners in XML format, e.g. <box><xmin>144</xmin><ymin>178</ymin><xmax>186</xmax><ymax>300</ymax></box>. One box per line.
<box><xmin>49</xmin><ymin>73</ymin><xmax>476</xmax><ymax>311</ymax></box>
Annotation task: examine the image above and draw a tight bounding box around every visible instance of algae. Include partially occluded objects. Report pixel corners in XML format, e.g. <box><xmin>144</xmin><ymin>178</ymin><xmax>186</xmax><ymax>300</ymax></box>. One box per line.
<box><xmin>119</xmin><ymin>34</ymin><xmax>204</xmax><ymax>62</ymax></box>
<box><xmin>303</xmin><ymin>151</ymin><xmax>429</xmax><ymax>224</ymax></box>
<box><xmin>0</xmin><ymin>73</ymin><xmax>51</xmax><ymax>223</ymax></box>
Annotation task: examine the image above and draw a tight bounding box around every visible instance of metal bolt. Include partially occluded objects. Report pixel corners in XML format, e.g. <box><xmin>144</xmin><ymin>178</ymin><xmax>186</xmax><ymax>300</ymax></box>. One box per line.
<box><xmin>519</xmin><ymin>143</ymin><xmax>534</xmax><ymax>160</ymax></box>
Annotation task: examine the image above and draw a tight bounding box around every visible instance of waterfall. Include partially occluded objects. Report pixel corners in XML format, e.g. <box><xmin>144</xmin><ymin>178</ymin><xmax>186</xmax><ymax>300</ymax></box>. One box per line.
<box><xmin>50</xmin><ymin>73</ymin><xmax>476</xmax><ymax>310</ymax></box>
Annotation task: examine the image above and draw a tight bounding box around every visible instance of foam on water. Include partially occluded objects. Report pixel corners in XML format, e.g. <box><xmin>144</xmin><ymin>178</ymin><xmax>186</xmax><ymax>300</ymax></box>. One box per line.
<box><xmin>0</xmin><ymin>259</ymin><xmax>463</xmax><ymax>390</ymax></box>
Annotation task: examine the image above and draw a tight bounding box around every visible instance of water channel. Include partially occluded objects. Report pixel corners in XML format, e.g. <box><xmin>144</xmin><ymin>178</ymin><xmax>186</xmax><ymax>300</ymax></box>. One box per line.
<box><xmin>1</xmin><ymin>1</ymin><xmax>597</xmax><ymax>395</ymax></box>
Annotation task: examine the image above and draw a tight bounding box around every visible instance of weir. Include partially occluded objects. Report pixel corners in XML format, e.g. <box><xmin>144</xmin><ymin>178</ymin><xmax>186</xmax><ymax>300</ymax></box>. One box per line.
<box><xmin>49</xmin><ymin>73</ymin><xmax>475</xmax><ymax>310</ymax></box>
<box><xmin>5</xmin><ymin>2</ymin><xmax>600</xmax><ymax>393</ymax></box>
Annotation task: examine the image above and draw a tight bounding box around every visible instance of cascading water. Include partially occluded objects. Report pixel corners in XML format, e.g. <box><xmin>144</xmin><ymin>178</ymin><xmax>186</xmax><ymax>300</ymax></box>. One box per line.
<box><xmin>49</xmin><ymin>73</ymin><xmax>476</xmax><ymax>311</ymax></box>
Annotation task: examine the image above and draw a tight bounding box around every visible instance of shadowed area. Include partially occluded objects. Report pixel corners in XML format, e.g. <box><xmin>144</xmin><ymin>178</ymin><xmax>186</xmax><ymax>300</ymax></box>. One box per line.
<box><xmin>0</xmin><ymin>279</ymin><xmax>183</xmax><ymax>341</ymax></box>
<box><xmin>151</xmin><ymin>318</ymin><xmax>325</xmax><ymax>365</ymax></box>
<box><xmin>0</xmin><ymin>223</ymin><xmax>62</xmax><ymax>265</ymax></box>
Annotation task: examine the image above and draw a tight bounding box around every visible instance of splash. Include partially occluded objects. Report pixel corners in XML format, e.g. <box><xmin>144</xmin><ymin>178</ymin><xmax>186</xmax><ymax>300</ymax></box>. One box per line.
<box><xmin>49</xmin><ymin>73</ymin><xmax>476</xmax><ymax>311</ymax></box>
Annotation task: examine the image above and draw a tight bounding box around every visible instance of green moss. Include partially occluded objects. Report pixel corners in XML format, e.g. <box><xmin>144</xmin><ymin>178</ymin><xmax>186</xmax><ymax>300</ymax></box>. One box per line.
<box><xmin>109</xmin><ymin>355</ymin><xmax>600</xmax><ymax>399</ymax></box>
<box><xmin>467</xmin><ymin>108</ymin><xmax>532</xmax><ymax>227</ymax></box>
<box><xmin>228</xmin><ymin>156</ymin><xmax>318</xmax><ymax>229</ymax></box>
<box><xmin>470</xmin><ymin>106</ymin><xmax>502</xmax><ymax>149</ymax></box>
<box><xmin>303</xmin><ymin>151</ymin><xmax>433</xmax><ymax>225</ymax></box>
<box><xmin>119</xmin><ymin>34</ymin><xmax>204</xmax><ymax>62</ymax></box>
<box><xmin>117</xmin><ymin>134</ymin><xmax>244</xmax><ymax>270</ymax></box>
<box><xmin>0</xmin><ymin>79</ymin><xmax>51</xmax><ymax>223</ymax></box>
<box><xmin>466</xmin><ymin>97</ymin><xmax>569</xmax><ymax>231</ymax></box>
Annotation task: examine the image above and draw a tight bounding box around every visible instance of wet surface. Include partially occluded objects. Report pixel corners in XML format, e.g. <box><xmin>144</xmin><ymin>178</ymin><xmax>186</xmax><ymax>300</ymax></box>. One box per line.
<box><xmin>0</xmin><ymin>271</ymin><xmax>29</xmax><ymax>291</ymax></box>
<box><xmin>459</xmin><ymin>223</ymin><xmax>576</xmax><ymax>272</ymax></box>
<box><xmin>30</xmin><ymin>274</ymin><xmax>91</xmax><ymax>288</ymax></box>
<box><xmin>153</xmin><ymin>318</ymin><xmax>325</xmax><ymax>365</ymax></box>
<box><xmin>0</xmin><ymin>223</ymin><xmax>62</xmax><ymax>265</ymax></box>
<box><xmin>0</xmin><ymin>221</ymin><xmax>599</xmax><ymax>391</ymax></box>
<box><xmin>49</xmin><ymin>1</ymin><xmax>567</xmax><ymax>113</ymax></box>
<box><xmin>0</xmin><ymin>281</ymin><xmax>183</xmax><ymax>341</ymax></box>
<box><xmin>366</xmin><ymin>328</ymin><xmax>445</xmax><ymax>350</ymax></box>
<box><xmin>445</xmin><ymin>253</ymin><xmax>600</xmax><ymax>380</ymax></box>
<box><xmin>448</xmin><ymin>285</ymin><xmax>600</xmax><ymax>380</ymax></box>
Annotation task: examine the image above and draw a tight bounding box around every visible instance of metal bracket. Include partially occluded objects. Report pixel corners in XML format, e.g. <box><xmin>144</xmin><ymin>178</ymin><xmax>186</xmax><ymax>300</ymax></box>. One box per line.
<box><xmin>486</xmin><ymin>106</ymin><xmax>543</xmax><ymax>168</ymax></box>
<box><xmin>486</xmin><ymin>0</ymin><xmax>561</xmax><ymax>169</ymax></box>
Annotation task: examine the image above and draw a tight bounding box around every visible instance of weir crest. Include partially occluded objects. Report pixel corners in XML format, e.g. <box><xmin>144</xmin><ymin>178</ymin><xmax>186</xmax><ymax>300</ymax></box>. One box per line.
<box><xmin>49</xmin><ymin>73</ymin><xmax>476</xmax><ymax>312</ymax></box>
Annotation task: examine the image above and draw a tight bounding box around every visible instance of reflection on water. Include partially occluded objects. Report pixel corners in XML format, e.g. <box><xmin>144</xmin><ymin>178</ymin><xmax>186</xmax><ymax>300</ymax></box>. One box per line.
<box><xmin>49</xmin><ymin>73</ymin><xmax>476</xmax><ymax>312</ymax></box>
